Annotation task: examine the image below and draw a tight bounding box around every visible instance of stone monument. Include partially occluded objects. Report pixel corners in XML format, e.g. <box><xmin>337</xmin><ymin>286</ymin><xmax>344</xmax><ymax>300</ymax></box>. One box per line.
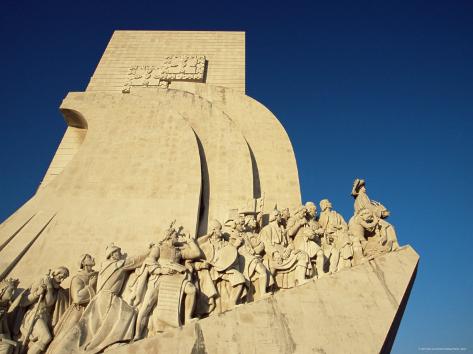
<box><xmin>0</xmin><ymin>31</ymin><xmax>418</xmax><ymax>354</ymax></box>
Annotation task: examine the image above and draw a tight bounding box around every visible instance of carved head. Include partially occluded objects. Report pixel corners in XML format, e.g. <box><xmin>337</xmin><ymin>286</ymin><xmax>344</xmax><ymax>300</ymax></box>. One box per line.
<box><xmin>269</xmin><ymin>209</ymin><xmax>282</xmax><ymax>224</ymax></box>
<box><xmin>281</xmin><ymin>208</ymin><xmax>291</xmax><ymax>221</ymax></box>
<box><xmin>305</xmin><ymin>202</ymin><xmax>317</xmax><ymax>218</ymax></box>
<box><xmin>148</xmin><ymin>243</ymin><xmax>160</xmax><ymax>259</ymax></box>
<box><xmin>351</xmin><ymin>178</ymin><xmax>366</xmax><ymax>197</ymax></box>
<box><xmin>244</xmin><ymin>215</ymin><xmax>257</xmax><ymax>231</ymax></box>
<box><xmin>106</xmin><ymin>243</ymin><xmax>122</xmax><ymax>261</ymax></box>
<box><xmin>319</xmin><ymin>199</ymin><xmax>332</xmax><ymax>211</ymax></box>
<box><xmin>79</xmin><ymin>254</ymin><xmax>95</xmax><ymax>270</ymax></box>
<box><xmin>51</xmin><ymin>267</ymin><xmax>70</xmax><ymax>287</ymax></box>
<box><xmin>208</xmin><ymin>219</ymin><xmax>223</xmax><ymax>238</ymax></box>
<box><xmin>237</xmin><ymin>213</ymin><xmax>246</xmax><ymax>227</ymax></box>
<box><xmin>0</xmin><ymin>278</ymin><xmax>19</xmax><ymax>302</ymax></box>
<box><xmin>225</xmin><ymin>219</ymin><xmax>237</xmax><ymax>231</ymax></box>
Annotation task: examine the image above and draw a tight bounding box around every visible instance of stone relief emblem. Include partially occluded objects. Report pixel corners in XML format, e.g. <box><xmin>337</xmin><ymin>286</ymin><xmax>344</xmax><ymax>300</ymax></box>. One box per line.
<box><xmin>160</xmin><ymin>55</ymin><xmax>206</xmax><ymax>81</ymax></box>
<box><xmin>122</xmin><ymin>55</ymin><xmax>207</xmax><ymax>93</ymax></box>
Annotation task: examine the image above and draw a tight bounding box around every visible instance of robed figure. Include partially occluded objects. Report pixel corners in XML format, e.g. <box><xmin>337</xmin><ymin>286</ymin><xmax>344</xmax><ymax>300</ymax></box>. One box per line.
<box><xmin>260</xmin><ymin>210</ymin><xmax>310</xmax><ymax>289</ymax></box>
<box><xmin>52</xmin><ymin>244</ymin><xmax>145</xmax><ymax>354</ymax></box>
<box><xmin>46</xmin><ymin>255</ymin><xmax>97</xmax><ymax>354</ymax></box>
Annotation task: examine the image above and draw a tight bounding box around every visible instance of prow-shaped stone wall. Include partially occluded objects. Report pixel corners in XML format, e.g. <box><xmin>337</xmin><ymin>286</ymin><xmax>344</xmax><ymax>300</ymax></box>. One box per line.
<box><xmin>110</xmin><ymin>245</ymin><xmax>419</xmax><ymax>354</ymax></box>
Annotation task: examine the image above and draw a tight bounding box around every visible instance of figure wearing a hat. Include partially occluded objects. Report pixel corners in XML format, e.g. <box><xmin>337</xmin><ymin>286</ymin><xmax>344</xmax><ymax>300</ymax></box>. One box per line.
<box><xmin>260</xmin><ymin>209</ymin><xmax>311</xmax><ymax>288</ymax></box>
<box><xmin>194</xmin><ymin>219</ymin><xmax>246</xmax><ymax>315</ymax></box>
<box><xmin>350</xmin><ymin>178</ymin><xmax>400</xmax><ymax>253</ymax></box>
<box><xmin>18</xmin><ymin>267</ymin><xmax>69</xmax><ymax>354</ymax></box>
<box><xmin>46</xmin><ymin>254</ymin><xmax>97</xmax><ymax>354</ymax></box>
<box><xmin>52</xmin><ymin>244</ymin><xmax>147</xmax><ymax>354</ymax></box>
<box><xmin>352</xmin><ymin>178</ymin><xmax>393</xmax><ymax>220</ymax></box>
<box><xmin>227</xmin><ymin>211</ymin><xmax>273</xmax><ymax>299</ymax></box>
<box><xmin>352</xmin><ymin>179</ymin><xmax>370</xmax><ymax>214</ymax></box>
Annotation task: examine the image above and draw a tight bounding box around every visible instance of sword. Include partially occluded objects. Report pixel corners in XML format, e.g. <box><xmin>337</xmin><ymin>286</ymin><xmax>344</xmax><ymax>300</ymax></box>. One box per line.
<box><xmin>20</xmin><ymin>271</ymin><xmax>50</xmax><ymax>354</ymax></box>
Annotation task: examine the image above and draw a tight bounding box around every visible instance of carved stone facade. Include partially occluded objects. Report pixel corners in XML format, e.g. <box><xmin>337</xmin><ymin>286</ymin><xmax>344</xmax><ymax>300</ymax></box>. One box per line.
<box><xmin>0</xmin><ymin>31</ymin><xmax>416</xmax><ymax>354</ymax></box>
<box><xmin>0</xmin><ymin>180</ymin><xmax>403</xmax><ymax>353</ymax></box>
<box><xmin>122</xmin><ymin>55</ymin><xmax>206</xmax><ymax>92</ymax></box>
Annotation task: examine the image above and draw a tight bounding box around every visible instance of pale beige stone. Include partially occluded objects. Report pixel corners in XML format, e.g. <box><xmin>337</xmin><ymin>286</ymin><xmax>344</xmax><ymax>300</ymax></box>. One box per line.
<box><xmin>87</xmin><ymin>31</ymin><xmax>245</xmax><ymax>93</ymax></box>
<box><xmin>0</xmin><ymin>278</ymin><xmax>19</xmax><ymax>354</ymax></box>
<box><xmin>260</xmin><ymin>210</ymin><xmax>311</xmax><ymax>289</ymax></box>
<box><xmin>0</xmin><ymin>31</ymin><xmax>417</xmax><ymax>354</ymax></box>
<box><xmin>39</xmin><ymin>127</ymin><xmax>87</xmax><ymax>190</ymax></box>
<box><xmin>350</xmin><ymin>178</ymin><xmax>400</xmax><ymax>260</ymax></box>
<box><xmin>173</xmin><ymin>83</ymin><xmax>302</xmax><ymax>211</ymax></box>
<box><xmin>18</xmin><ymin>267</ymin><xmax>70</xmax><ymax>354</ymax></box>
<box><xmin>195</xmin><ymin>219</ymin><xmax>245</xmax><ymax>315</ymax></box>
<box><xmin>146</xmin><ymin>89</ymin><xmax>254</xmax><ymax>235</ymax></box>
<box><xmin>1</xmin><ymin>92</ymin><xmax>203</xmax><ymax>286</ymax></box>
<box><xmin>108</xmin><ymin>246</ymin><xmax>419</xmax><ymax>354</ymax></box>
<box><xmin>319</xmin><ymin>199</ymin><xmax>354</xmax><ymax>272</ymax></box>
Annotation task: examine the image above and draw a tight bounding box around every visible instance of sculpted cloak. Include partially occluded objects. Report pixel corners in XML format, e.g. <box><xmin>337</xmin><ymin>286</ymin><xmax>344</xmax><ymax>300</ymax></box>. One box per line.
<box><xmin>260</xmin><ymin>222</ymin><xmax>306</xmax><ymax>272</ymax></box>
<box><xmin>46</xmin><ymin>270</ymin><xmax>97</xmax><ymax>354</ymax></box>
<box><xmin>195</xmin><ymin>236</ymin><xmax>245</xmax><ymax>314</ymax></box>
<box><xmin>51</xmin><ymin>255</ymin><xmax>144</xmax><ymax>354</ymax></box>
<box><xmin>17</xmin><ymin>280</ymin><xmax>68</xmax><ymax>353</ymax></box>
<box><xmin>319</xmin><ymin>210</ymin><xmax>353</xmax><ymax>260</ymax></box>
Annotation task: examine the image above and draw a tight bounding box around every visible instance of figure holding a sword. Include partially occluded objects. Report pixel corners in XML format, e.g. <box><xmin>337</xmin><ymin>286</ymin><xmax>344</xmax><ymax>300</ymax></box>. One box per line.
<box><xmin>17</xmin><ymin>267</ymin><xmax>69</xmax><ymax>354</ymax></box>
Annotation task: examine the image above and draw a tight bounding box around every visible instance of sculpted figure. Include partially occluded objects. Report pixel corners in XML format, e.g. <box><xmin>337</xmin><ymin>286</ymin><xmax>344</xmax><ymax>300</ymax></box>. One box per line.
<box><xmin>349</xmin><ymin>208</ymin><xmax>394</xmax><ymax>259</ymax></box>
<box><xmin>280</xmin><ymin>208</ymin><xmax>291</xmax><ymax>229</ymax></box>
<box><xmin>260</xmin><ymin>209</ymin><xmax>310</xmax><ymax>288</ymax></box>
<box><xmin>130</xmin><ymin>223</ymin><xmax>200</xmax><ymax>339</ymax></box>
<box><xmin>128</xmin><ymin>243</ymin><xmax>161</xmax><ymax>339</ymax></box>
<box><xmin>18</xmin><ymin>267</ymin><xmax>69</xmax><ymax>354</ymax></box>
<box><xmin>54</xmin><ymin>244</ymin><xmax>146</xmax><ymax>354</ymax></box>
<box><xmin>194</xmin><ymin>220</ymin><xmax>246</xmax><ymax>315</ymax></box>
<box><xmin>229</xmin><ymin>213</ymin><xmax>272</xmax><ymax>298</ymax></box>
<box><xmin>318</xmin><ymin>199</ymin><xmax>353</xmax><ymax>271</ymax></box>
<box><xmin>46</xmin><ymin>255</ymin><xmax>97</xmax><ymax>354</ymax></box>
<box><xmin>351</xmin><ymin>179</ymin><xmax>399</xmax><ymax>251</ymax></box>
<box><xmin>0</xmin><ymin>278</ymin><xmax>19</xmax><ymax>354</ymax></box>
<box><xmin>286</xmin><ymin>202</ymin><xmax>326</xmax><ymax>277</ymax></box>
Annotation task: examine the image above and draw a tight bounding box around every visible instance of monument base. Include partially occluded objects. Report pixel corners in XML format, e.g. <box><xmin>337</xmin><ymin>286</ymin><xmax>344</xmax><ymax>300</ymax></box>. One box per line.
<box><xmin>109</xmin><ymin>245</ymin><xmax>418</xmax><ymax>354</ymax></box>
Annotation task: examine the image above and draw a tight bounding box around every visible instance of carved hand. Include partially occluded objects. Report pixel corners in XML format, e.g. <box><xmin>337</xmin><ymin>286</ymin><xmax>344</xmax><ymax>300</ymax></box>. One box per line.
<box><xmin>274</xmin><ymin>253</ymin><xmax>283</xmax><ymax>264</ymax></box>
<box><xmin>196</xmin><ymin>261</ymin><xmax>210</xmax><ymax>270</ymax></box>
<box><xmin>34</xmin><ymin>284</ymin><xmax>47</xmax><ymax>298</ymax></box>
<box><xmin>89</xmin><ymin>274</ymin><xmax>98</xmax><ymax>287</ymax></box>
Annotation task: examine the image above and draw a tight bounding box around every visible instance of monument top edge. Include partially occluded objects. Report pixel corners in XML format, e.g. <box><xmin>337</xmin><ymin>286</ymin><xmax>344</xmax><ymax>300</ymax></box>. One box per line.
<box><xmin>112</xmin><ymin>30</ymin><xmax>245</xmax><ymax>35</ymax></box>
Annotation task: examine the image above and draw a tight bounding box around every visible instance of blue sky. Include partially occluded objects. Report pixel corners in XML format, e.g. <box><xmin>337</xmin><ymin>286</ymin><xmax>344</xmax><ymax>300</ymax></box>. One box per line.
<box><xmin>1</xmin><ymin>0</ymin><xmax>472</xmax><ymax>352</ymax></box>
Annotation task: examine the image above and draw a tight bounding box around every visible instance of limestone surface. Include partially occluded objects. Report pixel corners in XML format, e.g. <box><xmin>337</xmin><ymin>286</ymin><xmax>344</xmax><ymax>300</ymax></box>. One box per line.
<box><xmin>0</xmin><ymin>31</ymin><xmax>418</xmax><ymax>354</ymax></box>
<box><xmin>109</xmin><ymin>246</ymin><xmax>419</xmax><ymax>354</ymax></box>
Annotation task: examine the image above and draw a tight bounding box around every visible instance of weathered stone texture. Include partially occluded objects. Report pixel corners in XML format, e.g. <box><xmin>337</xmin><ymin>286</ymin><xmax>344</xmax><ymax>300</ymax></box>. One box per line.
<box><xmin>39</xmin><ymin>126</ymin><xmax>87</xmax><ymax>189</ymax></box>
<box><xmin>87</xmin><ymin>31</ymin><xmax>245</xmax><ymax>93</ymax></box>
<box><xmin>1</xmin><ymin>92</ymin><xmax>204</xmax><ymax>286</ymax></box>
<box><xmin>109</xmin><ymin>246</ymin><xmax>418</xmax><ymax>354</ymax></box>
<box><xmin>173</xmin><ymin>83</ymin><xmax>302</xmax><ymax>210</ymax></box>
